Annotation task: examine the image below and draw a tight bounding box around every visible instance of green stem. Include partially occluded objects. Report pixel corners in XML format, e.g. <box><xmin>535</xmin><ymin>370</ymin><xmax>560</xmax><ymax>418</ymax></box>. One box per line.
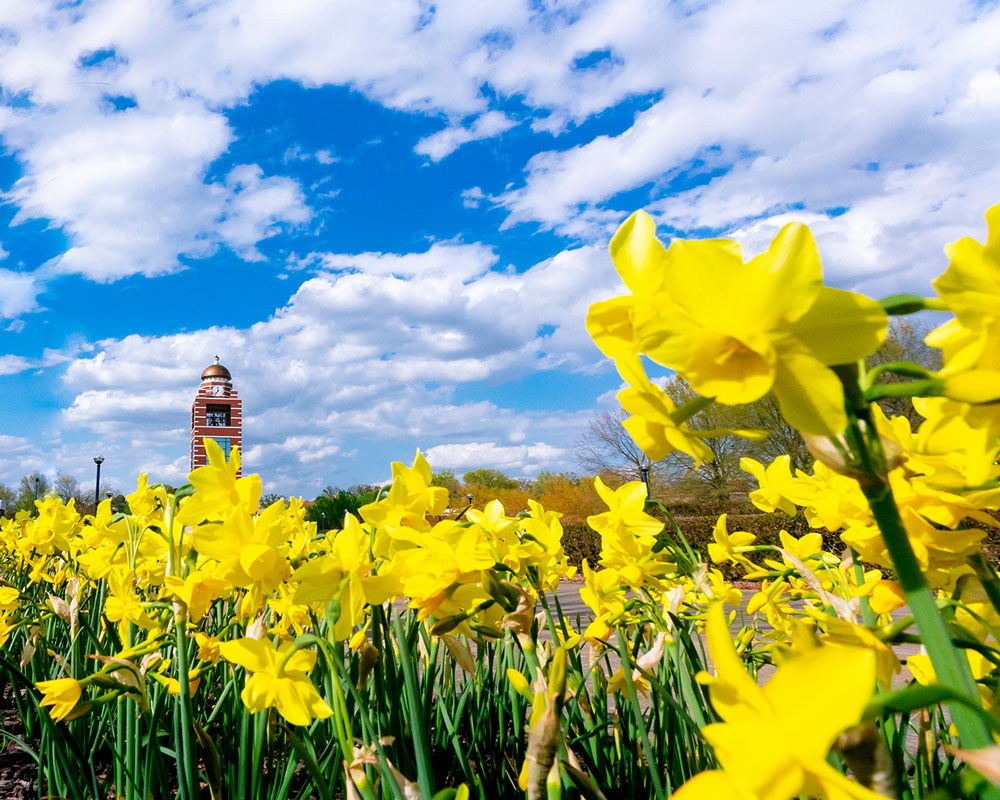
<box><xmin>614</xmin><ymin>629</ymin><xmax>666</xmax><ymax>800</ymax></box>
<box><xmin>850</xmin><ymin>549</ymin><xmax>876</xmax><ymax>628</ymax></box>
<box><xmin>833</xmin><ymin>365</ymin><xmax>996</xmax><ymax>755</ymax></box>
<box><xmin>863</xmin><ymin>380</ymin><xmax>941</xmax><ymax>402</ymax></box>
<box><xmin>852</xmin><ymin>469</ymin><xmax>991</xmax><ymax>752</ymax></box>
<box><xmin>391</xmin><ymin>614</ymin><xmax>435</xmax><ymax>798</ymax></box>
<box><xmin>173</xmin><ymin>615</ymin><xmax>198</xmax><ymax>799</ymax></box>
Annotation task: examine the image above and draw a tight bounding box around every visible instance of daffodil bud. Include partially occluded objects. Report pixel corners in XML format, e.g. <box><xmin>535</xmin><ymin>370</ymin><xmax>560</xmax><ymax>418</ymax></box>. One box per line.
<box><xmin>483</xmin><ymin>569</ymin><xmax>520</xmax><ymax>612</ymax></box>
<box><xmin>547</xmin><ymin>646</ymin><xmax>567</xmax><ymax>706</ymax></box>
<box><xmin>357</xmin><ymin>642</ymin><xmax>379</xmax><ymax>690</ymax></box>
<box><xmin>507</xmin><ymin>668</ymin><xmax>533</xmax><ymax>701</ymax></box>
<box><xmin>525</xmin><ymin>701</ymin><xmax>560</xmax><ymax>800</ymax></box>
<box><xmin>431</xmin><ymin>612</ymin><xmax>470</xmax><ymax>636</ymax></box>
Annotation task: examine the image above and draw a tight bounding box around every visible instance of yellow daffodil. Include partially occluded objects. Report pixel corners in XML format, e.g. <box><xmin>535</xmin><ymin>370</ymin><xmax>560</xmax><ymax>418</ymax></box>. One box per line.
<box><xmin>36</xmin><ymin>677</ymin><xmax>83</xmax><ymax>722</ymax></box>
<box><xmin>359</xmin><ymin>449</ymin><xmax>447</xmax><ymax>536</ymax></box>
<box><xmin>588</xmin><ymin>210</ymin><xmax>887</xmax><ymax>435</ymax></box>
<box><xmin>614</xmin><ymin>356</ymin><xmax>716</xmax><ymax>464</ymax></box>
<box><xmin>587</xmin><ymin>476</ymin><xmax>663</xmax><ymax>540</ymax></box>
<box><xmin>707</xmin><ymin>514</ymin><xmax>756</xmax><ymax>566</ymax></box>
<box><xmin>741</xmin><ymin>456</ymin><xmax>802</xmax><ymax>515</ymax></box>
<box><xmin>933</xmin><ymin>201</ymin><xmax>1000</xmax><ymax>329</ymax></box>
<box><xmin>219</xmin><ymin>637</ymin><xmax>332</xmax><ymax>727</ymax></box>
<box><xmin>675</xmin><ymin>604</ymin><xmax>880</xmax><ymax>800</ymax></box>
<box><xmin>162</xmin><ymin>569</ymin><xmax>231</xmax><ymax>623</ymax></box>
<box><xmin>579</xmin><ymin>560</ymin><xmax>625</xmax><ymax>643</ymax></box>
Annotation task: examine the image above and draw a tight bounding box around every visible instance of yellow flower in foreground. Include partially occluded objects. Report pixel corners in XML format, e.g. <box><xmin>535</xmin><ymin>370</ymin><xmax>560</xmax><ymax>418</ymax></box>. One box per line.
<box><xmin>589</xmin><ymin>210</ymin><xmax>887</xmax><ymax>435</ymax></box>
<box><xmin>37</xmin><ymin>677</ymin><xmax>83</xmax><ymax>722</ymax></box>
<box><xmin>219</xmin><ymin>638</ymin><xmax>332</xmax><ymax>727</ymax></box>
<box><xmin>673</xmin><ymin>604</ymin><xmax>881</xmax><ymax>800</ymax></box>
<box><xmin>933</xmin><ymin>201</ymin><xmax>1000</xmax><ymax>328</ymax></box>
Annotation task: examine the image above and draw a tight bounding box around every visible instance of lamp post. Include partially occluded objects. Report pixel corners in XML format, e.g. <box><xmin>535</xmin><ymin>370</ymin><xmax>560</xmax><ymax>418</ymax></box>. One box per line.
<box><xmin>93</xmin><ymin>456</ymin><xmax>104</xmax><ymax>515</ymax></box>
<box><xmin>33</xmin><ymin>476</ymin><xmax>40</xmax><ymax>516</ymax></box>
<box><xmin>640</xmin><ymin>466</ymin><xmax>650</xmax><ymax>499</ymax></box>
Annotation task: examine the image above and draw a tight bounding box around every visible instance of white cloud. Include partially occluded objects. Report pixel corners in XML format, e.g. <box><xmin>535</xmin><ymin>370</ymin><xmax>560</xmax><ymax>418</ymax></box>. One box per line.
<box><xmin>4</xmin><ymin>0</ymin><xmax>996</xmax><ymax>297</ymax></box>
<box><xmin>319</xmin><ymin>241</ymin><xmax>498</xmax><ymax>279</ymax></box>
<box><xmin>492</xmin><ymin>1</ymin><xmax>1000</xmax><ymax>291</ymax></box>
<box><xmin>216</xmin><ymin>165</ymin><xmax>311</xmax><ymax>262</ymax></box>
<box><xmin>415</xmin><ymin>110</ymin><xmax>516</xmax><ymax>161</ymax></box>
<box><xmin>0</xmin><ymin>269</ymin><xmax>40</xmax><ymax>318</ymax></box>
<box><xmin>424</xmin><ymin>441</ymin><xmax>568</xmax><ymax>475</ymax></box>
<box><xmin>0</xmin><ymin>355</ymin><xmax>32</xmax><ymax>375</ymax></box>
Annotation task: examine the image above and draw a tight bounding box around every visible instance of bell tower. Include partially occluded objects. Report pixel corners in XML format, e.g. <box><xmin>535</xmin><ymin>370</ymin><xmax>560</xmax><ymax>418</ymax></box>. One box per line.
<box><xmin>190</xmin><ymin>356</ymin><xmax>243</xmax><ymax>475</ymax></box>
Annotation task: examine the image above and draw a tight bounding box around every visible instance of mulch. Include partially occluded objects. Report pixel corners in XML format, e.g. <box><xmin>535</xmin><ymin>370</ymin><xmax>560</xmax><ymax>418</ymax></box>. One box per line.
<box><xmin>0</xmin><ymin>688</ymin><xmax>36</xmax><ymax>800</ymax></box>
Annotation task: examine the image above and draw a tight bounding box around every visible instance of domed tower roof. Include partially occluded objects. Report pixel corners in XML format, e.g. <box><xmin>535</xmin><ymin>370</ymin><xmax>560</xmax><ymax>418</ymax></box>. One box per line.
<box><xmin>201</xmin><ymin>355</ymin><xmax>231</xmax><ymax>381</ymax></box>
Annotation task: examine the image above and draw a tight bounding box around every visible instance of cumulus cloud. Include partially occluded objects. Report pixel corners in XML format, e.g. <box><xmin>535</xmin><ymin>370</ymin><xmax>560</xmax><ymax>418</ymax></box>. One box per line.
<box><xmin>51</xmin><ymin>241</ymin><xmax>616</xmax><ymax>487</ymax></box>
<box><xmin>3</xmin><ymin>0</ymin><xmax>997</xmax><ymax>296</ymax></box>
<box><xmin>6</xmin><ymin>0</ymin><xmax>1000</xmax><ymax>490</ymax></box>
<box><xmin>423</xmin><ymin>441</ymin><xmax>568</xmax><ymax>475</ymax></box>
<box><xmin>415</xmin><ymin>111</ymin><xmax>516</xmax><ymax>161</ymax></box>
<box><xmin>494</xmin><ymin>1</ymin><xmax>1000</xmax><ymax>291</ymax></box>
<box><xmin>0</xmin><ymin>355</ymin><xmax>32</xmax><ymax>375</ymax></box>
<box><xmin>0</xmin><ymin>269</ymin><xmax>40</xmax><ymax>318</ymax></box>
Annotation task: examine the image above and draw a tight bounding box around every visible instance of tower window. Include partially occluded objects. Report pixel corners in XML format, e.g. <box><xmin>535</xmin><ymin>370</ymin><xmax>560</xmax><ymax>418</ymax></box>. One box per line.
<box><xmin>206</xmin><ymin>405</ymin><xmax>230</xmax><ymax>427</ymax></box>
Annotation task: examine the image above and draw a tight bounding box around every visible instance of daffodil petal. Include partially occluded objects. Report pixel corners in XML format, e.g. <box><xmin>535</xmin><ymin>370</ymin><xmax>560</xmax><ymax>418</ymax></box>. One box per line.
<box><xmin>772</xmin><ymin>352</ymin><xmax>847</xmax><ymax>435</ymax></box>
<box><xmin>787</xmin><ymin>287</ymin><xmax>887</xmax><ymax>365</ymax></box>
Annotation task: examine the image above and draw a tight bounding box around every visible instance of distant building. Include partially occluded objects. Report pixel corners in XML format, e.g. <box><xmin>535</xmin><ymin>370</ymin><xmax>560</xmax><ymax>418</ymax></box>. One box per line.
<box><xmin>190</xmin><ymin>356</ymin><xmax>243</xmax><ymax>475</ymax></box>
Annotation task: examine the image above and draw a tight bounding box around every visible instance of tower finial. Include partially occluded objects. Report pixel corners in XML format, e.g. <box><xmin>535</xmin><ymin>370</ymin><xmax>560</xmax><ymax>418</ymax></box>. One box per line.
<box><xmin>213</xmin><ymin>355</ymin><xmax>220</xmax><ymax>364</ymax></box>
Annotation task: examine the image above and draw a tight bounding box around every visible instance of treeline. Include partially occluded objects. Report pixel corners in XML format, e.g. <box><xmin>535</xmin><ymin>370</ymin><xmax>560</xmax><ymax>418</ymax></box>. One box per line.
<box><xmin>0</xmin><ymin>470</ymin><xmax>126</xmax><ymax>517</ymax></box>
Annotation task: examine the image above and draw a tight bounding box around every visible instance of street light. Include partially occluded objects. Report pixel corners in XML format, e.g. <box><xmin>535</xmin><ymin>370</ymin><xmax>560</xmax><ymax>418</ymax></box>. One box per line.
<box><xmin>640</xmin><ymin>466</ymin><xmax>650</xmax><ymax>499</ymax></box>
<box><xmin>94</xmin><ymin>456</ymin><xmax>104</xmax><ymax>515</ymax></box>
<box><xmin>33</xmin><ymin>476</ymin><xmax>40</xmax><ymax>516</ymax></box>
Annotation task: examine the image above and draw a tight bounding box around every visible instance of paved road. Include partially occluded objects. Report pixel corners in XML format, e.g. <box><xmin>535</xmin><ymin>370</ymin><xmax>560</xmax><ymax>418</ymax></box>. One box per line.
<box><xmin>547</xmin><ymin>580</ymin><xmax>920</xmax><ymax>687</ymax></box>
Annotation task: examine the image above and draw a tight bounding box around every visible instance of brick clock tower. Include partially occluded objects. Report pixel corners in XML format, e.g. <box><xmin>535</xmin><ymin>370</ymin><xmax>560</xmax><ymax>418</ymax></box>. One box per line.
<box><xmin>190</xmin><ymin>356</ymin><xmax>243</xmax><ymax>475</ymax></box>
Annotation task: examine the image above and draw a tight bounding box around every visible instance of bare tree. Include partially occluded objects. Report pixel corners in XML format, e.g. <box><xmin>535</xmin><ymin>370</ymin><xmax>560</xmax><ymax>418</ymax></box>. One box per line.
<box><xmin>575</xmin><ymin>407</ymin><xmax>653</xmax><ymax>483</ymax></box>
<box><xmin>55</xmin><ymin>474</ymin><xmax>83</xmax><ymax>504</ymax></box>
<box><xmin>577</xmin><ymin>375</ymin><xmax>811</xmax><ymax>500</ymax></box>
<box><xmin>866</xmin><ymin>317</ymin><xmax>942</xmax><ymax>427</ymax></box>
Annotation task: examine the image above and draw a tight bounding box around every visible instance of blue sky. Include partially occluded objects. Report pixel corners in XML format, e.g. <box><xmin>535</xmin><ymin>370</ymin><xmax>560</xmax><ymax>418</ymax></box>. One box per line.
<box><xmin>1</xmin><ymin>0</ymin><xmax>999</xmax><ymax>496</ymax></box>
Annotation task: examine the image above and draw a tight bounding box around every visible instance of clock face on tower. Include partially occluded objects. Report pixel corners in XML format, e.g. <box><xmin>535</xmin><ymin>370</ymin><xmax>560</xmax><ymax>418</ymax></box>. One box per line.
<box><xmin>211</xmin><ymin>385</ymin><xmax>223</xmax><ymax>396</ymax></box>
